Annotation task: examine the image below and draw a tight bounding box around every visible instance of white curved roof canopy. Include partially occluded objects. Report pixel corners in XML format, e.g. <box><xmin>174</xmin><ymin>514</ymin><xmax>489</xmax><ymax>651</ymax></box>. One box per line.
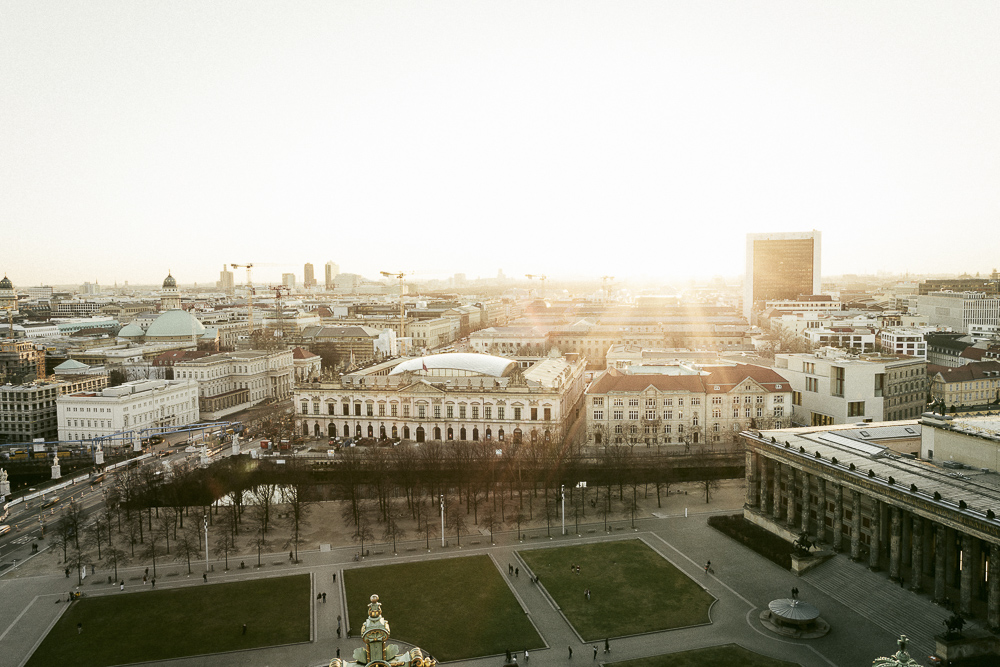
<box><xmin>390</xmin><ymin>353</ymin><xmax>517</xmax><ymax>378</ymax></box>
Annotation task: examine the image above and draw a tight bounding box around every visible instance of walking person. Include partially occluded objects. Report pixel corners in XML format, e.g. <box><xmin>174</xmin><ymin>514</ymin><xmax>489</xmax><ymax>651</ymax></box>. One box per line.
<box><xmin>322</xmin><ymin>592</ymin><xmax>327</xmax><ymax>603</ymax></box>
<box><xmin>242</xmin><ymin>623</ymin><xmax>247</xmax><ymax>635</ymax></box>
<box><xmin>337</xmin><ymin>648</ymin><xmax>340</xmax><ymax>658</ymax></box>
<box><xmin>203</xmin><ymin>573</ymin><xmax>208</xmax><ymax>583</ymax></box>
<box><xmin>593</xmin><ymin>645</ymin><xmax>598</xmax><ymax>660</ymax></box>
<box><xmin>524</xmin><ymin>648</ymin><xmax>529</xmax><ymax>662</ymax></box>
<box><xmin>507</xmin><ymin>649</ymin><xmax>512</xmax><ymax>663</ymax></box>
<box><xmin>515</xmin><ymin>567</ymin><xmax>519</xmax><ymax>578</ymax></box>
<box><xmin>120</xmin><ymin>580</ymin><xmax>124</xmax><ymax>591</ymax></box>
<box><xmin>704</xmin><ymin>560</ymin><xmax>711</xmax><ymax>574</ymax></box>
<box><xmin>604</xmin><ymin>639</ymin><xmax>610</xmax><ymax>654</ymax></box>
<box><xmin>568</xmin><ymin>645</ymin><xmax>573</xmax><ymax>659</ymax></box>
<box><xmin>77</xmin><ymin>622</ymin><xmax>83</xmax><ymax>634</ymax></box>
<box><xmin>151</xmin><ymin>578</ymin><xmax>155</xmax><ymax>588</ymax></box>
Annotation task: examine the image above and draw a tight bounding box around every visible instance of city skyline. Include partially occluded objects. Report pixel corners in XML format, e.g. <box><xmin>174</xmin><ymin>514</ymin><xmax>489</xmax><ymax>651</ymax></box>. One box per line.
<box><xmin>3</xmin><ymin>2</ymin><xmax>1000</xmax><ymax>286</ymax></box>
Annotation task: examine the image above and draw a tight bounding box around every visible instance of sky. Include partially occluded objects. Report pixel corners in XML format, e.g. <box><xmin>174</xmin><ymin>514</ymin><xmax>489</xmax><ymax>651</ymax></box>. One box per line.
<box><xmin>2</xmin><ymin>1</ymin><xmax>1000</xmax><ymax>287</ymax></box>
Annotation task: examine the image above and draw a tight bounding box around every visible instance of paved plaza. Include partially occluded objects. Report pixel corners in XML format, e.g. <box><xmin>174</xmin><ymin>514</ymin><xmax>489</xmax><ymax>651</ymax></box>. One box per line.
<box><xmin>0</xmin><ymin>501</ymin><xmax>959</xmax><ymax>667</ymax></box>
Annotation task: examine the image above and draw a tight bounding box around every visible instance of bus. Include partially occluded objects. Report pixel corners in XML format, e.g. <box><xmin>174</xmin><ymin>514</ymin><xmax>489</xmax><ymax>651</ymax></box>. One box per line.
<box><xmin>0</xmin><ymin>501</ymin><xmax>9</xmax><ymax>523</ymax></box>
<box><xmin>0</xmin><ymin>525</ymin><xmax>11</xmax><ymax>537</ymax></box>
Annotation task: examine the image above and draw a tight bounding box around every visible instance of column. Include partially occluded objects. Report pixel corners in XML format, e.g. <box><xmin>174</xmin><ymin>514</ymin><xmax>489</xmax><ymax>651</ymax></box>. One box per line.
<box><xmin>960</xmin><ymin>534</ymin><xmax>973</xmax><ymax>616</ymax></box>
<box><xmin>801</xmin><ymin>472</ymin><xmax>811</xmax><ymax>535</ymax></box>
<box><xmin>946</xmin><ymin>528</ymin><xmax>957</xmax><ymax>587</ymax></box>
<box><xmin>901</xmin><ymin>513</ymin><xmax>911</xmax><ymax>568</ymax></box>
<box><xmin>869</xmin><ymin>498</ymin><xmax>881</xmax><ymax>571</ymax></box>
<box><xmin>773</xmin><ymin>461</ymin><xmax>783</xmax><ymax>521</ymax></box>
<box><xmin>786</xmin><ymin>466</ymin><xmax>797</xmax><ymax>528</ymax></box>
<box><xmin>760</xmin><ymin>456</ymin><xmax>771</xmax><ymax>515</ymax></box>
<box><xmin>746</xmin><ymin>450</ymin><xmax>760</xmax><ymax>509</ymax></box>
<box><xmin>832</xmin><ymin>483</ymin><xmax>843</xmax><ymax>552</ymax></box>
<box><xmin>935</xmin><ymin>524</ymin><xmax>947</xmax><ymax>602</ymax></box>
<box><xmin>910</xmin><ymin>516</ymin><xmax>923</xmax><ymax>591</ymax></box>
<box><xmin>850</xmin><ymin>490</ymin><xmax>862</xmax><ymax>560</ymax></box>
<box><xmin>989</xmin><ymin>543</ymin><xmax>1000</xmax><ymax>630</ymax></box>
<box><xmin>889</xmin><ymin>506</ymin><xmax>902</xmax><ymax>581</ymax></box>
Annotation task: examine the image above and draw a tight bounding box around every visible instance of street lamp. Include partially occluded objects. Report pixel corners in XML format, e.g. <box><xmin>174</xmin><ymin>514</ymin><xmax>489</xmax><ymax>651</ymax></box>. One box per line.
<box><xmin>561</xmin><ymin>484</ymin><xmax>565</xmax><ymax>536</ymax></box>
<box><xmin>203</xmin><ymin>515</ymin><xmax>209</xmax><ymax>573</ymax></box>
<box><xmin>440</xmin><ymin>494</ymin><xmax>445</xmax><ymax>547</ymax></box>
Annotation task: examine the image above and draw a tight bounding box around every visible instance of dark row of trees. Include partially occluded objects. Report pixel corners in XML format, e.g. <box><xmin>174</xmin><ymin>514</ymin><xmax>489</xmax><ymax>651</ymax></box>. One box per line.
<box><xmin>53</xmin><ymin>439</ymin><xmax>738</xmax><ymax>581</ymax></box>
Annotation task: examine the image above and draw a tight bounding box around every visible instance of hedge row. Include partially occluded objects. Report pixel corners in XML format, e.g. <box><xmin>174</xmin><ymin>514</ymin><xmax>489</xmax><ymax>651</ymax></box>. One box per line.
<box><xmin>707</xmin><ymin>513</ymin><xmax>792</xmax><ymax>569</ymax></box>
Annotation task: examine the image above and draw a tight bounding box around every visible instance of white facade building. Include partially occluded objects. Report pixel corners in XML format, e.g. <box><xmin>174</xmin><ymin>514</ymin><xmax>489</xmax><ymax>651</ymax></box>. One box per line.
<box><xmin>58</xmin><ymin>379</ymin><xmax>199</xmax><ymax>442</ymax></box>
<box><xmin>878</xmin><ymin>328</ymin><xmax>929</xmax><ymax>359</ymax></box>
<box><xmin>294</xmin><ymin>352</ymin><xmax>587</xmax><ymax>445</ymax></box>
<box><xmin>775</xmin><ymin>348</ymin><xmax>927</xmax><ymax>426</ymax></box>
<box><xmin>174</xmin><ymin>349</ymin><xmax>294</xmax><ymax>419</ymax></box>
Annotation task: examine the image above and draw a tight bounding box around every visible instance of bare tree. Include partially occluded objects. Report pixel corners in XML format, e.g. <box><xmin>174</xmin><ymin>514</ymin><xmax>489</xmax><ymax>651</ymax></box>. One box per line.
<box><xmin>141</xmin><ymin>527</ymin><xmax>164</xmax><ymax>578</ymax></box>
<box><xmin>84</xmin><ymin>517</ymin><xmax>107</xmax><ymax>560</ymax></box>
<box><xmin>64</xmin><ymin>499</ymin><xmax>86</xmax><ymax>551</ymax></box>
<box><xmin>350</xmin><ymin>500</ymin><xmax>376</xmax><ymax>557</ymax></box>
<box><xmin>281</xmin><ymin>480</ymin><xmax>314</xmax><ymax>563</ymax></box>
<box><xmin>105</xmin><ymin>536</ymin><xmax>129</xmax><ymax>583</ymax></box>
<box><xmin>214</xmin><ymin>524</ymin><xmax>238</xmax><ymax>570</ymax></box>
<box><xmin>245</xmin><ymin>507</ymin><xmax>271</xmax><ymax>567</ymax></box>
<box><xmin>445</xmin><ymin>498</ymin><xmax>467</xmax><ymax>546</ymax></box>
<box><xmin>380</xmin><ymin>499</ymin><xmax>407</xmax><ymax>554</ymax></box>
<box><xmin>480</xmin><ymin>506</ymin><xmax>502</xmax><ymax>544</ymax></box>
<box><xmin>174</xmin><ymin>525</ymin><xmax>202</xmax><ymax>574</ymax></box>
<box><xmin>53</xmin><ymin>515</ymin><xmax>75</xmax><ymax>562</ymax></box>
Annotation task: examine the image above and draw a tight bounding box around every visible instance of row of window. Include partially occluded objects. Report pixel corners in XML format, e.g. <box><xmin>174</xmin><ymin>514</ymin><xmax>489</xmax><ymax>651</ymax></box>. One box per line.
<box><xmin>594</xmin><ymin>406</ymin><xmax>783</xmax><ymax>420</ymax></box>
<box><xmin>300</xmin><ymin>401</ymin><xmax>552</xmax><ymax>421</ymax></box>
<box><xmin>593</xmin><ymin>394</ymin><xmax>778</xmax><ymax>407</ymax></box>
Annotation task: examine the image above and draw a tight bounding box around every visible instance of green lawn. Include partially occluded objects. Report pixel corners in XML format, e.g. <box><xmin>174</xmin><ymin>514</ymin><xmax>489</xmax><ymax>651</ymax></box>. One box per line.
<box><xmin>608</xmin><ymin>644</ymin><xmax>800</xmax><ymax>667</ymax></box>
<box><xmin>519</xmin><ymin>540</ymin><xmax>713</xmax><ymax>640</ymax></box>
<box><xmin>27</xmin><ymin>575</ymin><xmax>310</xmax><ymax>667</ymax></box>
<box><xmin>344</xmin><ymin>555</ymin><xmax>543</xmax><ymax>661</ymax></box>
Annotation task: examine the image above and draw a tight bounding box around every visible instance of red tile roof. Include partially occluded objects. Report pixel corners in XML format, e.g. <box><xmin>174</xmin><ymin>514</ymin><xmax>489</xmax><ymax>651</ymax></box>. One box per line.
<box><xmin>588</xmin><ymin>364</ymin><xmax>791</xmax><ymax>395</ymax></box>
<box><xmin>292</xmin><ymin>347</ymin><xmax>318</xmax><ymax>359</ymax></box>
<box><xmin>928</xmin><ymin>360</ymin><xmax>1000</xmax><ymax>383</ymax></box>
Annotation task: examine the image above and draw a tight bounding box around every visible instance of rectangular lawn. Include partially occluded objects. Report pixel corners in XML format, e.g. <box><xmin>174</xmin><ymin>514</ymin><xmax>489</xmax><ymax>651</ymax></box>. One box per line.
<box><xmin>519</xmin><ymin>539</ymin><xmax>713</xmax><ymax>640</ymax></box>
<box><xmin>27</xmin><ymin>574</ymin><xmax>310</xmax><ymax>667</ymax></box>
<box><xmin>344</xmin><ymin>555</ymin><xmax>543</xmax><ymax>661</ymax></box>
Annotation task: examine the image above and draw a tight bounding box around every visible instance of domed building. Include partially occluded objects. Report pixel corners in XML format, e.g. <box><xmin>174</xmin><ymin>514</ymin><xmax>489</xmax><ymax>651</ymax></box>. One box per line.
<box><xmin>160</xmin><ymin>272</ymin><xmax>181</xmax><ymax>311</ymax></box>
<box><xmin>0</xmin><ymin>274</ymin><xmax>17</xmax><ymax>312</ymax></box>
<box><xmin>116</xmin><ymin>322</ymin><xmax>145</xmax><ymax>341</ymax></box>
<box><xmin>145</xmin><ymin>308</ymin><xmax>207</xmax><ymax>345</ymax></box>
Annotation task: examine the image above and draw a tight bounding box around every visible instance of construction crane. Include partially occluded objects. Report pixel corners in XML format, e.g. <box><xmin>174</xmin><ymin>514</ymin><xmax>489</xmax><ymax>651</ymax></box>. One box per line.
<box><xmin>230</xmin><ymin>264</ymin><xmax>254</xmax><ymax>336</ymax></box>
<box><xmin>268</xmin><ymin>285</ymin><xmax>291</xmax><ymax>338</ymax></box>
<box><xmin>380</xmin><ymin>271</ymin><xmax>409</xmax><ymax>343</ymax></box>
<box><xmin>525</xmin><ymin>274</ymin><xmax>547</xmax><ymax>299</ymax></box>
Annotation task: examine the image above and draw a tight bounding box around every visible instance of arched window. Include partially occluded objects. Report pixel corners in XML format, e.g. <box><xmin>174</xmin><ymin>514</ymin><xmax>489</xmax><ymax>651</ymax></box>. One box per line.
<box><xmin>367</xmin><ymin>424</ymin><xmax>374</xmax><ymax>438</ymax></box>
<box><xmin>328</xmin><ymin>423</ymin><xmax>337</xmax><ymax>437</ymax></box>
<box><xmin>391</xmin><ymin>425</ymin><xmax>398</xmax><ymax>439</ymax></box>
<box><xmin>459</xmin><ymin>427</ymin><xmax>466</xmax><ymax>440</ymax></box>
<box><xmin>314</xmin><ymin>423</ymin><xmax>321</xmax><ymax>437</ymax></box>
<box><xmin>471</xmin><ymin>427</ymin><xmax>478</xmax><ymax>441</ymax></box>
<box><xmin>404</xmin><ymin>426</ymin><xmax>411</xmax><ymax>440</ymax></box>
<box><xmin>355</xmin><ymin>423</ymin><xmax>362</xmax><ymax>438</ymax></box>
<box><xmin>433</xmin><ymin>427</ymin><xmax>441</xmax><ymax>440</ymax></box>
<box><xmin>485</xmin><ymin>428</ymin><xmax>492</xmax><ymax>440</ymax></box>
<box><xmin>302</xmin><ymin>422</ymin><xmax>309</xmax><ymax>435</ymax></box>
<box><xmin>498</xmin><ymin>428</ymin><xmax>505</xmax><ymax>442</ymax></box>
<box><xmin>513</xmin><ymin>428</ymin><xmax>522</xmax><ymax>444</ymax></box>
<box><xmin>544</xmin><ymin>429</ymin><xmax>551</xmax><ymax>443</ymax></box>
<box><xmin>379</xmin><ymin>425</ymin><xmax>386</xmax><ymax>439</ymax></box>
<box><xmin>447</xmin><ymin>427</ymin><xmax>454</xmax><ymax>440</ymax></box>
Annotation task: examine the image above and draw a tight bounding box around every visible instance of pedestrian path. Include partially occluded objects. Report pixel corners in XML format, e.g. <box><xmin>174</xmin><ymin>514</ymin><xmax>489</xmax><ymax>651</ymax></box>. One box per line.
<box><xmin>802</xmin><ymin>555</ymin><xmax>950</xmax><ymax>660</ymax></box>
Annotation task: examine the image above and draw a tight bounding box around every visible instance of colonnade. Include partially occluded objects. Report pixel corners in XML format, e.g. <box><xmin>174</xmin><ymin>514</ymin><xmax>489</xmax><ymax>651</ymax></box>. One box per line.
<box><xmin>746</xmin><ymin>448</ymin><xmax>1000</xmax><ymax>628</ymax></box>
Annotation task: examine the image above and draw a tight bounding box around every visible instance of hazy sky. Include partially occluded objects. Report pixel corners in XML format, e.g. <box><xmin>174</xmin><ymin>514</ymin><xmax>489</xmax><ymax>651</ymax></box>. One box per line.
<box><xmin>3</xmin><ymin>2</ymin><xmax>999</xmax><ymax>287</ymax></box>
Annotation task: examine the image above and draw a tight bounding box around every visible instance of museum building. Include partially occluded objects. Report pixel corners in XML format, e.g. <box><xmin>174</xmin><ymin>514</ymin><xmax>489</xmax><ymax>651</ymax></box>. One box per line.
<box><xmin>294</xmin><ymin>352</ymin><xmax>586</xmax><ymax>445</ymax></box>
<box><xmin>741</xmin><ymin>414</ymin><xmax>1000</xmax><ymax>628</ymax></box>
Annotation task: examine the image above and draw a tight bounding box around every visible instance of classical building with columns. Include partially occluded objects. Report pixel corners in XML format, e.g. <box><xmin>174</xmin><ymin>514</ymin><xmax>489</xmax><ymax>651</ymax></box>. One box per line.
<box><xmin>742</xmin><ymin>416</ymin><xmax>1000</xmax><ymax>629</ymax></box>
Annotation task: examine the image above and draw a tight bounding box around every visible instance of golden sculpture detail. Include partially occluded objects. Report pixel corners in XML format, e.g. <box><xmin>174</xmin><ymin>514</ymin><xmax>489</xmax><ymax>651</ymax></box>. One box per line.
<box><xmin>328</xmin><ymin>594</ymin><xmax>436</xmax><ymax>667</ymax></box>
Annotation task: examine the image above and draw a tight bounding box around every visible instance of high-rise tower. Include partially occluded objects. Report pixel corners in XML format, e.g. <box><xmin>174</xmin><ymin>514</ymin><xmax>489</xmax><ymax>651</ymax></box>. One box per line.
<box><xmin>744</xmin><ymin>231</ymin><xmax>821</xmax><ymax>320</ymax></box>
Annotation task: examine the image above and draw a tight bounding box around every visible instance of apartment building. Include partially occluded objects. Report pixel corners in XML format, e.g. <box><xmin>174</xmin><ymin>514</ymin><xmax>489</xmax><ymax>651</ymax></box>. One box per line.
<box><xmin>57</xmin><ymin>379</ymin><xmax>199</xmax><ymax>442</ymax></box>
<box><xmin>776</xmin><ymin>348</ymin><xmax>927</xmax><ymax>425</ymax></box>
